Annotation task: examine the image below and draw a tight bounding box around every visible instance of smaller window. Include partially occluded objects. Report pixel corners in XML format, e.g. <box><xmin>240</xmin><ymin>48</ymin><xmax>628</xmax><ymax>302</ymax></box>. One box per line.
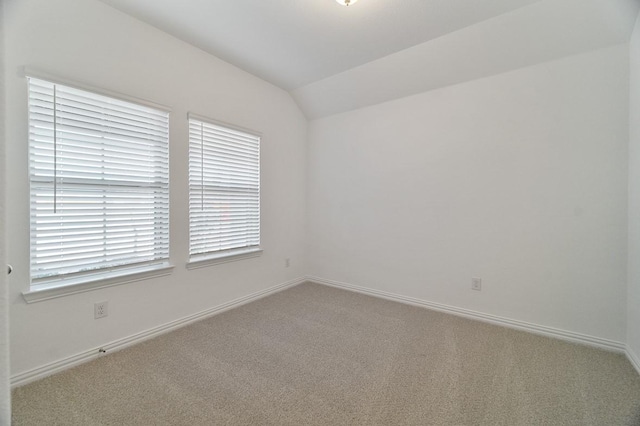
<box><xmin>188</xmin><ymin>116</ymin><xmax>260</xmax><ymax>262</ymax></box>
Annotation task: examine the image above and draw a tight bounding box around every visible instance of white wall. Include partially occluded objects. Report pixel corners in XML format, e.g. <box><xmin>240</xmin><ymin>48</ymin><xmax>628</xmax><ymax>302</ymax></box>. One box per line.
<box><xmin>0</xmin><ymin>0</ymin><xmax>11</xmax><ymax>420</ymax></box>
<box><xmin>307</xmin><ymin>45</ymin><xmax>629</xmax><ymax>342</ymax></box>
<box><xmin>4</xmin><ymin>0</ymin><xmax>307</xmax><ymax>376</ymax></box>
<box><xmin>628</xmin><ymin>12</ymin><xmax>640</xmax><ymax>365</ymax></box>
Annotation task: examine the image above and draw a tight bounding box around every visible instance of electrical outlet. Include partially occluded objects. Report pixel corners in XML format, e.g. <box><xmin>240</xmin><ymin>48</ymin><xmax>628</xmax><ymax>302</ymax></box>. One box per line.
<box><xmin>472</xmin><ymin>277</ymin><xmax>482</xmax><ymax>291</ymax></box>
<box><xmin>285</xmin><ymin>258</ymin><xmax>291</xmax><ymax>268</ymax></box>
<box><xmin>94</xmin><ymin>301</ymin><xmax>108</xmax><ymax>319</ymax></box>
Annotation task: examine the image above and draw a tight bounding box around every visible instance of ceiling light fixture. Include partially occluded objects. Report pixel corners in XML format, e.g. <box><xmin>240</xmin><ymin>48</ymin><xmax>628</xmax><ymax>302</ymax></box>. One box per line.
<box><xmin>336</xmin><ymin>0</ymin><xmax>359</xmax><ymax>6</ymax></box>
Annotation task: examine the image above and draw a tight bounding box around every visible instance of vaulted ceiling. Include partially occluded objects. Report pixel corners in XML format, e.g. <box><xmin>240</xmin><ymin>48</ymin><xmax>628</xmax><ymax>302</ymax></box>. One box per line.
<box><xmin>99</xmin><ymin>0</ymin><xmax>639</xmax><ymax>119</ymax></box>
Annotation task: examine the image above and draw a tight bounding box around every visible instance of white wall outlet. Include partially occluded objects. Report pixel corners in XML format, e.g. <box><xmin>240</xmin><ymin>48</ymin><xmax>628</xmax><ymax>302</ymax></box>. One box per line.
<box><xmin>285</xmin><ymin>258</ymin><xmax>291</xmax><ymax>268</ymax></box>
<box><xmin>472</xmin><ymin>277</ymin><xmax>482</xmax><ymax>291</ymax></box>
<box><xmin>94</xmin><ymin>301</ymin><xmax>108</xmax><ymax>319</ymax></box>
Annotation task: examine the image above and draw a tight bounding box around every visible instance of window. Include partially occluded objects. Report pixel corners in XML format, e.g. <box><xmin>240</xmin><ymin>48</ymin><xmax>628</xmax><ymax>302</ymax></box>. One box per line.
<box><xmin>28</xmin><ymin>77</ymin><xmax>170</xmax><ymax>291</ymax></box>
<box><xmin>188</xmin><ymin>116</ymin><xmax>260</xmax><ymax>263</ymax></box>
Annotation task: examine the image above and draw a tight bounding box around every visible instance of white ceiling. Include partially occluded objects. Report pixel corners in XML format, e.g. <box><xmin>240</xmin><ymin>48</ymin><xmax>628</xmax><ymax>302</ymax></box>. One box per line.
<box><xmin>294</xmin><ymin>0</ymin><xmax>640</xmax><ymax>118</ymax></box>
<box><xmin>99</xmin><ymin>0</ymin><xmax>542</xmax><ymax>90</ymax></box>
<box><xmin>99</xmin><ymin>0</ymin><xmax>639</xmax><ymax>119</ymax></box>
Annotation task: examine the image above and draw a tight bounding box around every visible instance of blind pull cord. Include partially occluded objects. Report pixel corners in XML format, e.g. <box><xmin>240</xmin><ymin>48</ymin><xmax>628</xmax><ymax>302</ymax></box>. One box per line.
<box><xmin>53</xmin><ymin>84</ymin><xmax>58</xmax><ymax>214</ymax></box>
<box><xmin>201</xmin><ymin>122</ymin><xmax>204</xmax><ymax>211</ymax></box>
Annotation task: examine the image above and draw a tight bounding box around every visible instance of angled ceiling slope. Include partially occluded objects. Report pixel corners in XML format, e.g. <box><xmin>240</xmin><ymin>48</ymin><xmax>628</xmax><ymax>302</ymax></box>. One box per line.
<box><xmin>99</xmin><ymin>0</ymin><xmax>639</xmax><ymax>119</ymax></box>
<box><xmin>98</xmin><ymin>0</ymin><xmax>542</xmax><ymax>90</ymax></box>
<box><xmin>294</xmin><ymin>0</ymin><xmax>640</xmax><ymax>119</ymax></box>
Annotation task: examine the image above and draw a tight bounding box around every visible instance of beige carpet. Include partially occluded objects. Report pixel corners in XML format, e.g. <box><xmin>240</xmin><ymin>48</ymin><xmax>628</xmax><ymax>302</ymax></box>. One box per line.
<box><xmin>11</xmin><ymin>282</ymin><xmax>640</xmax><ymax>425</ymax></box>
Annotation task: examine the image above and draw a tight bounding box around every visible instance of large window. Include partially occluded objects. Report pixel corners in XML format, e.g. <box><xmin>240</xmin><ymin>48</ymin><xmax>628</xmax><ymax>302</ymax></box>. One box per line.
<box><xmin>28</xmin><ymin>77</ymin><xmax>170</xmax><ymax>290</ymax></box>
<box><xmin>188</xmin><ymin>116</ymin><xmax>260</xmax><ymax>262</ymax></box>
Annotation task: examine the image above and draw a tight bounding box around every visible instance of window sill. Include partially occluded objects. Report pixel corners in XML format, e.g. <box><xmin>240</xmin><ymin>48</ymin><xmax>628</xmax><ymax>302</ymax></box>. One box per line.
<box><xmin>22</xmin><ymin>263</ymin><xmax>175</xmax><ymax>304</ymax></box>
<box><xmin>186</xmin><ymin>248</ymin><xmax>263</xmax><ymax>270</ymax></box>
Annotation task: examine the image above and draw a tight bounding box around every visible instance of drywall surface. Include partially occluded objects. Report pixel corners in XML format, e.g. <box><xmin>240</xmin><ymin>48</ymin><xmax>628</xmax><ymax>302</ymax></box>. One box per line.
<box><xmin>628</xmin><ymin>12</ymin><xmax>640</xmax><ymax>363</ymax></box>
<box><xmin>4</xmin><ymin>0</ymin><xmax>307</xmax><ymax>376</ymax></box>
<box><xmin>0</xmin><ymin>0</ymin><xmax>11</xmax><ymax>420</ymax></box>
<box><xmin>307</xmin><ymin>46</ymin><xmax>629</xmax><ymax>342</ymax></box>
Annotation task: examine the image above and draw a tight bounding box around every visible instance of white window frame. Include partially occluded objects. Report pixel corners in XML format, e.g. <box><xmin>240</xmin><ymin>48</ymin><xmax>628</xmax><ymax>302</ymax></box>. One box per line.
<box><xmin>187</xmin><ymin>114</ymin><xmax>261</xmax><ymax>269</ymax></box>
<box><xmin>24</xmin><ymin>74</ymin><xmax>173</xmax><ymax>302</ymax></box>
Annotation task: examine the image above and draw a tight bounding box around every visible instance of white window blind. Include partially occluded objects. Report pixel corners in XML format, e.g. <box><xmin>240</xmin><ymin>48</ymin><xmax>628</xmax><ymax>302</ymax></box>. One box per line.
<box><xmin>28</xmin><ymin>77</ymin><xmax>170</xmax><ymax>285</ymax></box>
<box><xmin>188</xmin><ymin>117</ymin><xmax>260</xmax><ymax>259</ymax></box>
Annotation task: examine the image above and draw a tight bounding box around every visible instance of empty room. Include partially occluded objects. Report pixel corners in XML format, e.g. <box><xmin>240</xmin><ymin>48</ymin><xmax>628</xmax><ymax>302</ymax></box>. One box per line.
<box><xmin>2</xmin><ymin>0</ymin><xmax>640</xmax><ymax>424</ymax></box>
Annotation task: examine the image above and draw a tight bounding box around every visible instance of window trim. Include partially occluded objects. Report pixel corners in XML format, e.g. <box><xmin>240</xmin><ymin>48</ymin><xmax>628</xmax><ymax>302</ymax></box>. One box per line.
<box><xmin>25</xmin><ymin>71</ymin><xmax>172</xmax><ymax>297</ymax></box>
<box><xmin>187</xmin><ymin>113</ymin><xmax>262</xmax><ymax>266</ymax></box>
<box><xmin>186</xmin><ymin>247</ymin><xmax>263</xmax><ymax>270</ymax></box>
<box><xmin>187</xmin><ymin>113</ymin><xmax>261</xmax><ymax>140</ymax></box>
<box><xmin>23</xmin><ymin>67</ymin><xmax>172</xmax><ymax>113</ymax></box>
<box><xmin>22</xmin><ymin>263</ymin><xmax>174</xmax><ymax>304</ymax></box>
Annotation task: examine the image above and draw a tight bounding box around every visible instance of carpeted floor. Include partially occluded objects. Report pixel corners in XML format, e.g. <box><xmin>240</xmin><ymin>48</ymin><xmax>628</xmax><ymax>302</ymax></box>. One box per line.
<box><xmin>11</xmin><ymin>282</ymin><xmax>640</xmax><ymax>425</ymax></box>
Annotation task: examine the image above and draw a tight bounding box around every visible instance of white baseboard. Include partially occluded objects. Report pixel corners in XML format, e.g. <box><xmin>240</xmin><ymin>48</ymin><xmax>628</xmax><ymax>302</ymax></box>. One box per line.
<box><xmin>11</xmin><ymin>277</ymin><xmax>306</xmax><ymax>388</ymax></box>
<box><xmin>627</xmin><ymin>346</ymin><xmax>640</xmax><ymax>376</ymax></box>
<box><xmin>12</xmin><ymin>275</ymin><xmax>636</xmax><ymax>388</ymax></box>
<box><xmin>307</xmin><ymin>276</ymin><xmax>626</xmax><ymax>353</ymax></box>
